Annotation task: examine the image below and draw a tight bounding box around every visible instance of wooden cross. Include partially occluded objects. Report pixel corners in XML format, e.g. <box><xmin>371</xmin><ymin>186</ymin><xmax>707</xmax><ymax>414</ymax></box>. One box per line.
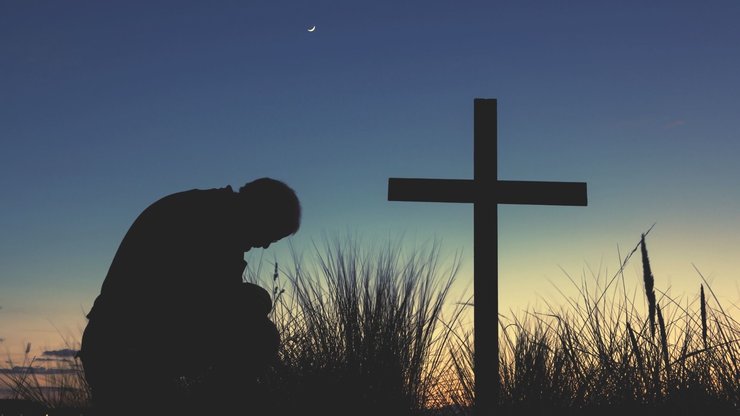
<box><xmin>387</xmin><ymin>99</ymin><xmax>588</xmax><ymax>415</ymax></box>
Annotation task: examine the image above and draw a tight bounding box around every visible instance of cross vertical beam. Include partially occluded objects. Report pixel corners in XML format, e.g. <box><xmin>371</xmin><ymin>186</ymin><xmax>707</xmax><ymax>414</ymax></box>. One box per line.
<box><xmin>474</xmin><ymin>99</ymin><xmax>497</xmax><ymax>415</ymax></box>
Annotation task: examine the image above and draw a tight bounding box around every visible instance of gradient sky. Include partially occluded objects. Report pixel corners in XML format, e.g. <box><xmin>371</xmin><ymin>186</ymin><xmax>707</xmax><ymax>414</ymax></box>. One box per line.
<box><xmin>2</xmin><ymin>1</ymin><xmax>740</xmax><ymax>361</ymax></box>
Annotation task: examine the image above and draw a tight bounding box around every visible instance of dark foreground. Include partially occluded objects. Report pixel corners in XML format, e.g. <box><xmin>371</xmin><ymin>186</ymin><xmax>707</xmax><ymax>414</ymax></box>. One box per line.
<box><xmin>2</xmin><ymin>400</ymin><xmax>737</xmax><ymax>416</ymax></box>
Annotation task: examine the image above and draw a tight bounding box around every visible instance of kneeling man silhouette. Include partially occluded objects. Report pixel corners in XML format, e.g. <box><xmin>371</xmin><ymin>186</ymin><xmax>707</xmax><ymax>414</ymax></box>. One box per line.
<box><xmin>79</xmin><ymin>177</ymin><xmax>300</xmax><ymax>415</ymax></box>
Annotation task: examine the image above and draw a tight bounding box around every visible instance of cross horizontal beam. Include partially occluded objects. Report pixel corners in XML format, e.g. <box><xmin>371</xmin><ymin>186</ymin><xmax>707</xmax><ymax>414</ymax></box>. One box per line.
<box><xmin>388</xmin><ymin>178</ymin><xmax>588</xmax><ymax>206</ymax></box>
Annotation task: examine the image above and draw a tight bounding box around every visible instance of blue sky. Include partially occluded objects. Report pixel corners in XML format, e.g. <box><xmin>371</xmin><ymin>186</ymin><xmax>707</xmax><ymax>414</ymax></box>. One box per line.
<box><xmin>2</xmin><ymin>1</ymin><xmax>740</xmax><ymax>359</ymax></box>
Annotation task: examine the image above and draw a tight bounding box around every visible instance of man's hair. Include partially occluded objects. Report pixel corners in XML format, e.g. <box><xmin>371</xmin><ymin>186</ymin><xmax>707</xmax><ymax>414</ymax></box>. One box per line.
<box><xmin>239</xmin><ymin>177</ymin><xmax>301</xmax><ymax>236</ymax></box>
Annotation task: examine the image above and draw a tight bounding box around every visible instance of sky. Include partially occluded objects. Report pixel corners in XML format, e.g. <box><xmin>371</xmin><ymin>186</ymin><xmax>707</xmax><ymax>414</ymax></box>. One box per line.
<box><xmin>2</xmin><ymin>1</ymin><xmax>740</xmax><ymax>362</ymax></box>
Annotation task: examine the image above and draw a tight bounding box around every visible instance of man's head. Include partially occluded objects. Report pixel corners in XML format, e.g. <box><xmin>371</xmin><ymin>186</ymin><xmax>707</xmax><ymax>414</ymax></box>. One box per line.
<box><xmin>237</xmin><ymin>177</ymin><xmax>301</xmax><ymax>250</ymax></box>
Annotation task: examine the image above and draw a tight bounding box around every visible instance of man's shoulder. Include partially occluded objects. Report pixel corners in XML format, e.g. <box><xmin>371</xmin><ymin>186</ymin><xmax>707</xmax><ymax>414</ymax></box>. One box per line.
<box><xmin>158</xmin><ymin>185</ymin><xmax>234</xmax><ymax>204</ymax></box>
<box><xmin>139</xmin><ymin>185</ymin><xmax>234</xmax><ymax>216</ymax></box>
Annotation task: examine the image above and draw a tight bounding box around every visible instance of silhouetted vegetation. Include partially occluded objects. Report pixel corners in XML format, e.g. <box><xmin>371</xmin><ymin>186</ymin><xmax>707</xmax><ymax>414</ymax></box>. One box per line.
<box><xmin>2</xmin><ymin>233</ymin><xmax>738</xmax><ymax>416</ymax></box>
<box><xmin>0</xmin><ymin>339</ymin><xmax>90</xmax><ymax>414</ymax></box>
<box><xmin>441</xmin><ymin>230</ymin><xmax>740</xmax><ymax>415</ymax></box>
<box><xmin>257</xmin><ymin>237</ymin><xmax>463</xmax><ymax>416</ymax></box>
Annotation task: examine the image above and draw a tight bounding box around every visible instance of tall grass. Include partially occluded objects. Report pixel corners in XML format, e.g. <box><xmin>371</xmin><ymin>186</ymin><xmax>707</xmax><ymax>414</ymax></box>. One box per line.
<box><xmin>443</xmin><ymin>231</ymin><xmax>740</xmax><ymax>415</ymax></box>
<box><xmin>254</xmin><ymin>237</ymin><xmax>463</xmax><ymax>416</ymax></box>
<box><xmin>0</xmin><ymin>340</ymin><xmax>90</xmax><ymax>411</ymax></box>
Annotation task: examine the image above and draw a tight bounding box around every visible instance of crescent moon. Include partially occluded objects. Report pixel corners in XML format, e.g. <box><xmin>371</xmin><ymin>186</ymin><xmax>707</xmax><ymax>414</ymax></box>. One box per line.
<box><xmin>308</xmin><ymin>26</ymin><xmax>316</xmax><ymax>32</ymax></box>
